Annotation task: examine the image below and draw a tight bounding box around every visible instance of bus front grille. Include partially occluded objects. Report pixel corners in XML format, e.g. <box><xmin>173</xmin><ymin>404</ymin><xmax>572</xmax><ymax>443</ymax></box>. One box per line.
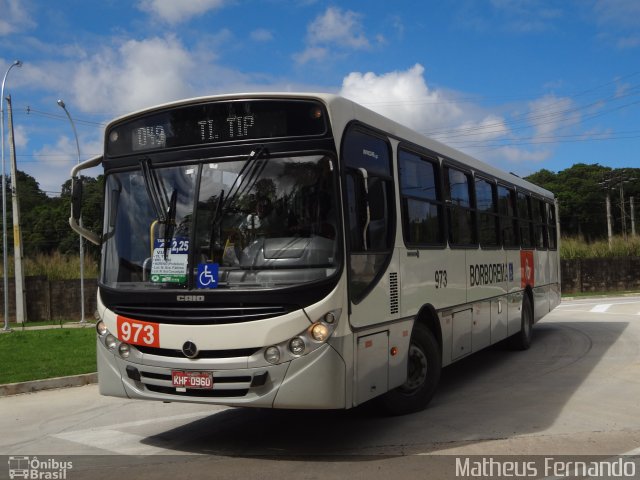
<box><xmin>112</xmin><ymin>304</ymin><xmax>295</xmax><ymax>325</ymax></box>
<box><xmin>135</xmin><ymin>345</ymin><xmax>261</xmax><ymax>359</ymax></box>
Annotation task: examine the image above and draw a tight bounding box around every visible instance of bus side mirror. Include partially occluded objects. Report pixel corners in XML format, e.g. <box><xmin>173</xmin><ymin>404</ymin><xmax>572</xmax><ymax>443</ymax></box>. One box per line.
<box><xmin>71</xmin><ymin>178</ymin><xmax>83</xmax><ymax>221</ymax></box>
<box><xmin>68</xmin><ymin>155</ymin><xmax>103</xmax><ymax>246</ymax></box>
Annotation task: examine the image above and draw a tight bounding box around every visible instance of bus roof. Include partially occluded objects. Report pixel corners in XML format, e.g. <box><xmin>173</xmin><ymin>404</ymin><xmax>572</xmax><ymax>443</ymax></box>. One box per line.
<box><xmin>106</xmin><ymin>92</ymin><xmax>554</xmax><ymax>199</ymax></box>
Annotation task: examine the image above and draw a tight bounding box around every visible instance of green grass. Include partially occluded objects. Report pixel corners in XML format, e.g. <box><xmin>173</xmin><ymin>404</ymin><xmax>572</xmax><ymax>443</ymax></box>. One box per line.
<box><xmin>0</xmin><ymin>328</ymin><xmax>96</xmax><ymax>384</ymax></box>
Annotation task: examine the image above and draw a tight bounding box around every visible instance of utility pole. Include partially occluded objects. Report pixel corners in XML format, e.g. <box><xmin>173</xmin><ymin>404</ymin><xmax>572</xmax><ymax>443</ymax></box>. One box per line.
<box><xmin>606</xmin><ymin>193</ymin><xmax>613</xmax><ymax>248</ymax></box>
<box><xmin>5</xmin><ymin>95</ymin><xmax>25</xmax><ymax>323</ymax></box>
<box><xmin>1</xmin><ymin>60</ymin><xmax>22</xmax><ymax>331</ymax></box>
<box><xmin>631</xmin><ymin>196</ymin><xmax>636</xmax><ymax>237</ymax></box>
<box><xmin>620</xmin><ymin>181</ymin><xmax>627</xmax><ymax>240</ymax></box>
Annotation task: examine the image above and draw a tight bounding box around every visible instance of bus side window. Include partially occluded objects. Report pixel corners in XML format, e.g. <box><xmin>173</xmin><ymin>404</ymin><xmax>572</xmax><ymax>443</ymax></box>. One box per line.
<box><xmin>547</xmin><ymin>201</ymin><xmax>558</xmax><ymax>249</ymax></box>
<box><xmin>445</xmin><ymin>166</ymin><xmax>476</xmax><ymax>246</ymax></box>
<box><xmin>498</xmin><ymin>185</ymin><xmax>518</xmax><ymax>248</ymax></box>
<box><xmin>517</xmin><ymin>192</ymin><xmax>533</xmax><ymax>248</ymax></box>
<box><xmin>475</xmin><ymin>177</ymin><xmax>499</xmax><ymax>247</ymax></box>
<box><xmin>532</xmin><ymin>198</ymin><xmax>547</xmax><ymax>249</ymax></box>
<box><xmin>398</xmin><ymin>149</ymin><xmax>444</xmax><ymax>246</ymax></box>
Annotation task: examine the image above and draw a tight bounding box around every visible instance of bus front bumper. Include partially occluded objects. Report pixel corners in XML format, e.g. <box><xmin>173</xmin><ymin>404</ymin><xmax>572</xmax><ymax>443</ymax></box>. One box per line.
<box><xmin>97</xmin><ymin>337</ymin><xmax>347</xmax><ymax>409</ymax></box>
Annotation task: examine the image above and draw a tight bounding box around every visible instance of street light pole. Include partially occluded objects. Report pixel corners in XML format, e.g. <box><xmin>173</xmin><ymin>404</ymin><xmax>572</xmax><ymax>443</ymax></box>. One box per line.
<box><xmin>5</xmin><ymin>95</ymin><xmax>26</xmax><ymax>324</ymax></box>
<box><xmin>1</xmin><ymin>60</ymin><xmax>22</xmax><ymax>332</ymax></box>
<box><xmin>57</xmin><ymin>99</ymin><xmax>85</xmax><ymax>324</ymax></box>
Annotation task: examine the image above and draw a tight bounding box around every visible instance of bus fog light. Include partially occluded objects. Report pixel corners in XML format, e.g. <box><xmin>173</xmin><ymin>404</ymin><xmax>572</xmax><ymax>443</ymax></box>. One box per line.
<box><xmin>289</xmin><ymin>337</ymin><xmax>305</xmax><ymax>355</ymax></box>
<box><xmin>265</xmin><ymin>346</ymin><xmax>280</xmax><ymax>364</ymax></box>
<box><xmin>105</xmin><ymin>334</ymin><xmax>117</xmax><ymax>350</ymax></box>
<box><xmin>96</xmin><ymin>320</ymin><xmax>107</xmax><ymax>336</ymax></box>
<box><xmin>118</xmin><ymin>343</ymin><xmax>130</xmax><ymax>358</ymax></box>
<box><xmin>310</xmin><ymin>323</ymin><xmax>330</xmax><ymax>342</ymax></box>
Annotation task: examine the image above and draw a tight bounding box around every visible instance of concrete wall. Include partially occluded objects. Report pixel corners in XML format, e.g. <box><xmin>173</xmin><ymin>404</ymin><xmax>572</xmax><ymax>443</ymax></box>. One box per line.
<box><xmin>561</xmin><ymin>257</ymin><xmax>640</xmax><ymax>294</ymax></box>
<box><xmin>0</xmin><ymin>276</ymin><xmax>98</xmax><ymax>322</ymax></box>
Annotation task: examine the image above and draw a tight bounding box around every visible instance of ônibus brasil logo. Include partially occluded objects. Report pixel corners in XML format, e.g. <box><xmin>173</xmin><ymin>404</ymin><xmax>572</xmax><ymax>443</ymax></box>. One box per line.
<box><xmin>8</xmin><ymin>456</ymin><xmax>73</xmax><ymax>479</ymax></box>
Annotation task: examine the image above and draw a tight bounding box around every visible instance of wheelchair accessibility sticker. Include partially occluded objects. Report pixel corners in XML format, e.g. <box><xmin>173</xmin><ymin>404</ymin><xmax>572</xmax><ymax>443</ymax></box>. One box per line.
<box><xmin>197</xmin><ymin>263</ymin><xmax>219</xmax><ymax>289</ymax></box>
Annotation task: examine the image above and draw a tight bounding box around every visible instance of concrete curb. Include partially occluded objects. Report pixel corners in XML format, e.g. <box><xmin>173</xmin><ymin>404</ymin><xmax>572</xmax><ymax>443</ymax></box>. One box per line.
<box><xmin>1</xmin><ymin>322</ymin><xmax>93</xmax><ymax>332</ymax></box>
<box><xmin>0</xmin><ymin>373</ymin><xmax>98</xmax><ymax>397</ymax></box>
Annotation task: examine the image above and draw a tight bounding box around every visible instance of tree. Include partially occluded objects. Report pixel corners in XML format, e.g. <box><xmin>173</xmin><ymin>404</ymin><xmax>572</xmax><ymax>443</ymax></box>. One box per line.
<box><xmin>526</xmin><ymin>164</ymin><xmax>640</xmax><ymax>240</ymax></box>
<box><xmin>0</xmin><ymin>171</ymin><xmax>104</xmax><ymax>256</ymax></box>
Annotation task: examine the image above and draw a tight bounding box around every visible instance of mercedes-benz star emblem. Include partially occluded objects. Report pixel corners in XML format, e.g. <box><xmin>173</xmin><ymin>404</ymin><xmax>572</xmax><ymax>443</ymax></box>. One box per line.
<box><xmin>182</xmin><ymin>341</ymin><xmax>199</xmax><ymax>359</ymax></box>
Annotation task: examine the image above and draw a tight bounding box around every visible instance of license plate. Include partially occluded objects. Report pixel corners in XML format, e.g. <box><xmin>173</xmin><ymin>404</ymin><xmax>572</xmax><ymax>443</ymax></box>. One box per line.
<box><xmin>171</xmin><ymin>371</ymin><xmax>213</xmax><ymax>389</ymax></box>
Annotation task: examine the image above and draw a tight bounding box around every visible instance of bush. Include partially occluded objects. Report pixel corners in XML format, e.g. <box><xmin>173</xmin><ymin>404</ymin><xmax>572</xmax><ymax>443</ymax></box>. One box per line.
<box><xmin>561</xmin><ymin>236</ymin><xmax>640</xmax><ymax>259</ymax></box>
<box><xmin>0</xmin><ymin>252</ymin><xmax>99</xmax><ymax>280</ymax></box>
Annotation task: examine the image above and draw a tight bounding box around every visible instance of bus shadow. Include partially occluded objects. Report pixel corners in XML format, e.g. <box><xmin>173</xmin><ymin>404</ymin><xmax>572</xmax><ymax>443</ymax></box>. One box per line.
<box><xmin>140</xmin><ymin>320</ymin><xmax>627</xmax><ymax>459</ymax></box>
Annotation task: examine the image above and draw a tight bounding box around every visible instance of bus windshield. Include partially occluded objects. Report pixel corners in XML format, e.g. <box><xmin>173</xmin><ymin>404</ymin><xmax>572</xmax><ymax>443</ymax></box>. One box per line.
<box><xmin>102</xmin><ymin>153</ymin><xmax>340</xmax><ymax>290</ymax></box>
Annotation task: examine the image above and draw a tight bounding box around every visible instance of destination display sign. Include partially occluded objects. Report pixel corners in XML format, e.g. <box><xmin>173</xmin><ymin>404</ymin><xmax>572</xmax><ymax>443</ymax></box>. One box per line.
<box><xmin>106</xmin><ymin>99</ymin><xmax>328</xmax><ymax>156</ymax></box>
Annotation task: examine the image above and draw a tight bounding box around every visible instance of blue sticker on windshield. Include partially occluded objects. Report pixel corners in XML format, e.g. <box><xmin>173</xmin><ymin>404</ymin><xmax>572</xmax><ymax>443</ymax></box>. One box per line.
<box><xmin>197</xmin><ymin>263</ymin><xmax>219</xmax><ymax>289</ymax></box>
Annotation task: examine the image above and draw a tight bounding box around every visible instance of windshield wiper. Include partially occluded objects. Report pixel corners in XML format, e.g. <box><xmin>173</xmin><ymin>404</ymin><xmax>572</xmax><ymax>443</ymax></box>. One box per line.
<box><xmin>140</xmin><ymin>158</ymin><xmax>169</xmax><ymax>223</ymax></box>
<box><xmin>208</xmin><ymin>189</ymin><xmax>224</xmax><ymax>259</ymax></box>
<box><xmin>139</xmin><ymin>158</ymin><xmax>178</xmax><ymax>259</ymax></box>
<box><xmin>224</xmin><ymin>145</ymin><xmax>270</xmax><ymax>209</ymax></box>
<box><xmin>209</xmin><ymin>146</ymin><xmax>270</xmax><ymax>258</ymax></box>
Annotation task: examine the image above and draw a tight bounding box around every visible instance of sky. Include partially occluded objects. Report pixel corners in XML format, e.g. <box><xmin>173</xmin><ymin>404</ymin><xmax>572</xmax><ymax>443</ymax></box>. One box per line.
<box><xmin>1</xmin><ymin>0</ymin><xmax>639</xmax><ymax>195</ymax></box>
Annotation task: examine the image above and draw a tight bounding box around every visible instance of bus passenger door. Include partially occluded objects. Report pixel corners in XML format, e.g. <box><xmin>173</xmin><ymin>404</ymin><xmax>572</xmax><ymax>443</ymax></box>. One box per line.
<box><xmin>342</xmin><ymin>127</ymin><xmax>403</xmax><ymax>405</ymax></box>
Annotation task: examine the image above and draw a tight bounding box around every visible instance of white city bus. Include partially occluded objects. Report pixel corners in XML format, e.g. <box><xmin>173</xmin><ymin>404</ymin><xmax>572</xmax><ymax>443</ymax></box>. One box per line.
<box><xmin>71</xmin><ymin>93</ymin><xmax>560</xmax><ymax>414</ymax></box>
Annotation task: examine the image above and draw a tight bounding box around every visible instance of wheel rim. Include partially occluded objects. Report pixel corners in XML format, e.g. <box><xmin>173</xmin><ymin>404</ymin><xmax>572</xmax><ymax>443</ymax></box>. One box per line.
<box><xmin>523</xmin><ymin>302</ymin><xmax>532</xmax><ymax>339</ymax></box>
<box><xmin>400</xmin><ymin>343</ymin><xmax>428</xmax><ymax>393</ymax></box>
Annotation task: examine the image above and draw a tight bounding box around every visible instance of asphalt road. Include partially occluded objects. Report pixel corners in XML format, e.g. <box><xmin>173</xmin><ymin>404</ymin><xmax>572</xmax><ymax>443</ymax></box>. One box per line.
<box><xmin>2</xmin><ymin>296</ymin><xmax>640</xmax><ymax>479</ymax></box>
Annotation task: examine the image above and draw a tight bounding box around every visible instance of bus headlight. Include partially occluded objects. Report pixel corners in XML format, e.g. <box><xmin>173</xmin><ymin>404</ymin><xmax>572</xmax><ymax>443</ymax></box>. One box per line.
<box><xmin>265</xmin><ymin>346</ymin><xmax>281</xmax><ymax>364</ymax></box>
<box><xmin>263</xmin><ymin>309</ymin><xmax>341</xmax><ymax>365</ymax></box>
<box><xmin>289</xmin><ymin>337</ymin><xmax>305</xmax><ymax>356</ymax></box>
<box><xmin>118</xmin><ymin>343</ymin><xmax>131</xmax><ymax>358</ymax></box>
<box><xmin>105</xmin><ymin>334</ymin><xmax>117</xmax><ymax>350</ymax></box>
<box><xmin>96</xmin><ymin>320</ymin><xmax>107</xmax><ymax>336</ymax></box>
<box><xmin>310</xmin><ymin>323</ymin><xmax>330</xmax><ymax>342</ymax></box>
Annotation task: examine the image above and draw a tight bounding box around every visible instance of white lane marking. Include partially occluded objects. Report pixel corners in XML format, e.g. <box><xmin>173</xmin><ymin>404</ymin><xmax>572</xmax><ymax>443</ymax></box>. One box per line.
<box><xmin>559</xmin><ymin>299</ymin><xmax>640</xmax><ymax>308</ymax></box>
<box><xmin>54</xmin><ymin>429</ymin><xmax>169</xmax><ymax>455</ymax></box>
<box><xmin>93</xmin><ymin>410</ymin><xmax>222</xmax><ymax>430</ymax></box>
<box><xmin>52</xmin><ymin>410</ymin><xmax>221</xmax><ymax>455</ymax></box>
<box><xmin>590</xmin><ymin>304</ymin><xmax>612</xmax><ymax>313</ymax></box>
<box><xmin>621</xmin><ymin>446</ymin><xmax>640</xmax><ymax>456</ymax></box>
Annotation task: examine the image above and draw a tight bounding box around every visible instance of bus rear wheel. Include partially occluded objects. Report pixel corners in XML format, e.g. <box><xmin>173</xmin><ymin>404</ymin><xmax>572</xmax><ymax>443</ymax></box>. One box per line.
<box><xmin>509</xmin><ymin>293</ymin><xmax>533</xmax><ymax>350</ymax></box>
<box><xmin>378</xmin><ymin>323</ymin><xmax>441</xmax><ymax>415</ymax></box>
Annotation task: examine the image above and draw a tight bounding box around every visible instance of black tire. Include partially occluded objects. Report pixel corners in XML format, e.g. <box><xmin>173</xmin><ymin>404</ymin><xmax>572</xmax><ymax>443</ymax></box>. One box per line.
<box><xmin>509</xmin><ymin>293</ymin><xmax>533</xmax><ymax>350</ymax></box>
<box><xmin>378</xmin><ymin>323</ymin><xmax>441</xmax><ymax>416</ymax></box>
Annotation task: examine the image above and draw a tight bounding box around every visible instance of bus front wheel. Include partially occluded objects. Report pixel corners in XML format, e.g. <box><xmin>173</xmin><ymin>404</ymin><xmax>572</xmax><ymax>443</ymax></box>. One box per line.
<box><xmin>377</xmin><ymin>323</ymin><xmax>441</xmax><ymax>415</ymax></box>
